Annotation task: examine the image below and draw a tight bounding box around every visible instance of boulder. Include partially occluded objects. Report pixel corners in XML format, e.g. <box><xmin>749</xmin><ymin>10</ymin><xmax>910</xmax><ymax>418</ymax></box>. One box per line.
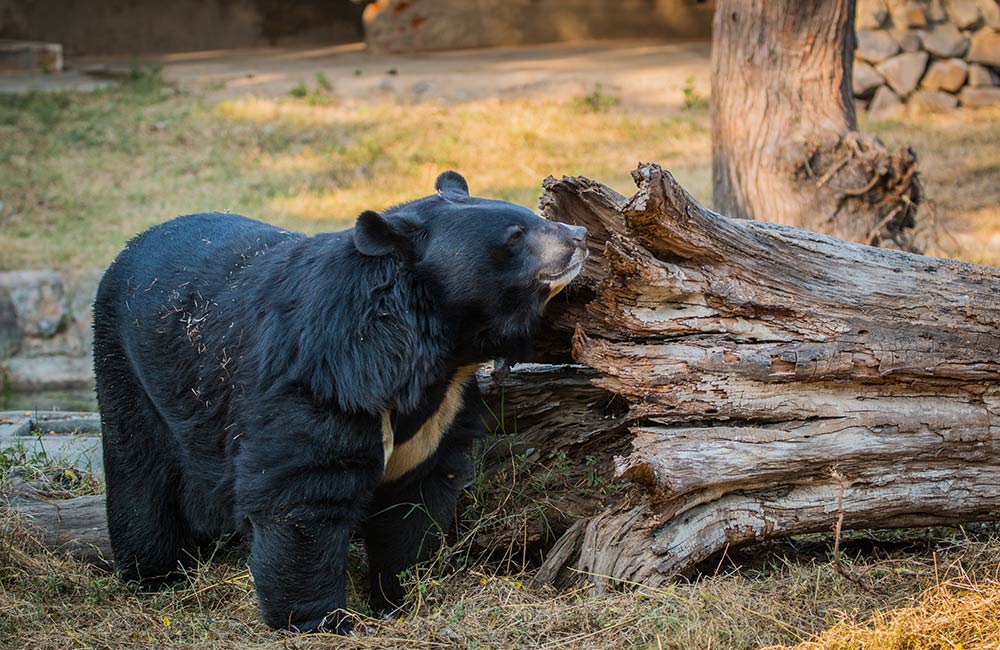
<box><xmin>858</xmin><ymin>0</ymin><xmax>890</xmax><ymax>29</ymax></box>
<box><xmin>892</xmin><ymin>29</ymin><xmax>924</xmax><ymax>52</ymax></box>
<box><xmin>0</xmin><ymin>271</ymin><xmax>67</xmax><ymax>339</ymax></box>
<box><xmin>960</xmin><ymin>84</ymin><xmax>1000</xmax><ymax>104</ymax></box>
<box><xmin>857</xmin><ymin>29</ymin><xmax>901</xmax><ymax>63</ymax></box>
<box><xmin>929</xmin><ymin>0</ymin><xmax>948</xmax><ymax>21</ymax></box>
<box><xmin>921</xmin><ymin>57</ymin><xmax>970</xmax><ymax>91</ymax></box>
<box><xmin>979</xmin><ymin>0</ymin><xmax>1000</xmax><ymax>29</ymax></box>
<box><xmin>968</xmin><ymin>28</ymin><xmax>1000</xmax><ymax>65</ymax></box>
<box><xmin>869</xmin><ymin>84</ymin><xmax>904</xmax><ymax>116</ymax></box>
<box><xmin>909</xmin><ymin>88</ymin><xmax>960</xmax><ymax>111</ymax></box>
<box><xmin>854</xmin><ymin>60</ymin><xmax>886</xmax><ymax>97</ymax></box>
<box><xmin>876</xmin><ymin>51</ymin><xmax>929</xmax><ymax>96</ymax></box>
<box><xmin>922</xmin><ymin>22</ymin><xmax>971</xmax><ymax>56</ymax></box>
<box><xmin>968</xmin><ymin>62</ymin><xmax>1000</xmax><ymax>84</ymax></box>
<box><xmin>892</xmin><ymin>1</ymin><xmax>929</xmax><ymax>28</ymax></box>
<box><xmin>948</xmin><ymin>0</ymin><xmax>983</xmax><ymax>28</ymax></box>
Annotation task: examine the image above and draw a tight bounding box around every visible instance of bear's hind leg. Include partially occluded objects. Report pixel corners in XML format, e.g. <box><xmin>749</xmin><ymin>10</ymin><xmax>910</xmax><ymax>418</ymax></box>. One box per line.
<box><xmin>98</xmin><ymin>357</ymin><xmax>195</xmax><ymax>583</ymax></box>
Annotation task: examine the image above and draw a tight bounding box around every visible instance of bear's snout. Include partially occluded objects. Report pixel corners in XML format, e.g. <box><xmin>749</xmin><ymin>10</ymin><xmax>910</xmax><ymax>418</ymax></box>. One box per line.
<box><xmin>536</xmin><ymin>221</ymin><xmax>589</xmax><ymax>298</ymax></box>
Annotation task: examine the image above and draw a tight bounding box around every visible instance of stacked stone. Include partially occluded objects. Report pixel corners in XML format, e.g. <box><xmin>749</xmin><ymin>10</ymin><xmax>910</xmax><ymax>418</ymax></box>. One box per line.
<box><xmin>855</xmin><ymin>0</ymin><xmax>1000</xmax><ymax>115</ymax></box>
<box><xmin>0</xmin><ymin>270</ymin><xmax>100</xmax><ymax>392</ymax></box>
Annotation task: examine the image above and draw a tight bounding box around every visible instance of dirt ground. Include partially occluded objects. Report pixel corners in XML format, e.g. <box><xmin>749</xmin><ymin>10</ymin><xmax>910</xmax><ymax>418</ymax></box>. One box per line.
<box><xmin>4</xmin><ymin>39</ymin><xmax>713</xmax><ymax>111</ymax></box>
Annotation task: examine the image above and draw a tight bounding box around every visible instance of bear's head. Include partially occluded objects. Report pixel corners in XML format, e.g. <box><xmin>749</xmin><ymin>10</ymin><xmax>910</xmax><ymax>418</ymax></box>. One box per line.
<box><xmin>353</xmin><ymin>171</ymin><xmax>587</xmax><ymax>360</ymax></box>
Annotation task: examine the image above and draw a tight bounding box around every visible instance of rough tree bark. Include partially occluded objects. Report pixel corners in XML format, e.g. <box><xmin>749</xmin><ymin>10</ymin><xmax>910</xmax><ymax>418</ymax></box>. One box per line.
<box><xmin>712</xmin><ymin>0</ymin><xmax>922</xmax><ymax>250</ymax></box>
<box><xmin>5</xmin><ymin>166</ymin><xmax>998</xmax><ymax>588</ymax></box>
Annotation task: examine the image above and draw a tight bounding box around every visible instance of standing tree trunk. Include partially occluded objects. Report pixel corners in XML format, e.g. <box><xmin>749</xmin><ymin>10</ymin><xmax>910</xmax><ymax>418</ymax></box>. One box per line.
<box><xmin>712</xmin><ymin>0</ymin><xmax>922</xmax><ymax>250</ymax></box>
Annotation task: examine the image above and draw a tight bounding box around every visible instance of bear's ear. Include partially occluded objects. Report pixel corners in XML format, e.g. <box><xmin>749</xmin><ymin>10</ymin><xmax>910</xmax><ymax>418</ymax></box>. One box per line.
<box><xmin>435</xmin><ymin>170</ymin><xmax>469</xmax><ymax>197</ymax></box>
<box><xmin>354</xmin><ymin>210</ymin><xmax>399</xmax><ymax>256</ymax></box>
<box><xmin>354</xmin><ymin>210</ymin><xmax>425</xmax><ymax>258</ymax></box>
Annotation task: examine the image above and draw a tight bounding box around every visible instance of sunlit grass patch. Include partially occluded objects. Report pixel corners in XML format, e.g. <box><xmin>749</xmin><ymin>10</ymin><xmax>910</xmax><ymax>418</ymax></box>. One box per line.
<box><xmin>0</xmin><ymin>86</ymin><xmax>710</xmax><ymax>270</ymax></box>
<box><xmin>0</xmin><ymin>76</ymin><xmax>995</xmax><ymax>271</ymax></box>
<box><xmin>791</xmin><ymin>573</ymin><xmax>1000</xmax><ymax>650</ymax></box>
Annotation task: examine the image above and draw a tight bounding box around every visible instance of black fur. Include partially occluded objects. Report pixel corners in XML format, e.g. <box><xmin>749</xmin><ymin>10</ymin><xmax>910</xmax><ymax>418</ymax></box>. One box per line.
<box><xmin>94</xmin><ymin>172</ymin><xmax>586</xmax><ymax>633</ymax></box>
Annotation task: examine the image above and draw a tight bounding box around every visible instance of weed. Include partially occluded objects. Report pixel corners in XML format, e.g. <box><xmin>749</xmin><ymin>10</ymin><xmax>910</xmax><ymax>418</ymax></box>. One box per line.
<box><xmin>289</xmin><ymin>75</ymin><xmax>335</xmax><ymax>105</ymax></box>
<box><xmin>0</xmin><ymin>439</ymin><xmax>103</xmax><ymax>498</ymax></box>
<box><xmin>572</xmin><ymin>83</ymin><xmax>621</xmax><ymax>113</ymax></box>
<box><xmin>315</xmin><ymin>71</ymin><xmax>333</xmax><ymax>92</ymax></box>
<box><xmin>682</xmin><ymin>76</ymin><xmax>709</xmax><ymax>111</ymax></box>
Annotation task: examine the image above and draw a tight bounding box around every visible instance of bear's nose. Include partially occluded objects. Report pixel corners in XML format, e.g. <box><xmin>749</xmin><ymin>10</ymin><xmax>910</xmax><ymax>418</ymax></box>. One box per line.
<box><xmin>565</xmin><ymin>224</ymin><xmax>587</xmax><ymax>246</ymax></box>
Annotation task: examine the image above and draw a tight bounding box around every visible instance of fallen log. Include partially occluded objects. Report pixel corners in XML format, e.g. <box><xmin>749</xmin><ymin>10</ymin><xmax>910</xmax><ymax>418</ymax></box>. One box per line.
<box><xmin>530</xmin><ymin>163</ymin><xmax>1000</xmax><ymax>588</ymax></box>
<box><xmin>3</xmin><ymin>478</ymin><xmax>112</xmax><ymax>568</ymax></box>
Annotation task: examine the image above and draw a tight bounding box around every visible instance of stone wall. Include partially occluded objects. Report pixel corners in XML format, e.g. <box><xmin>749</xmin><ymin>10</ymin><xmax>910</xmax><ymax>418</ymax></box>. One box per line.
<box><xmin>363</xmin><ymin>0</ymin><xmax>715</xmax><ymax>53</ymax></box>
<box><xmin>0</xmin><ymin>0</ymin><xmax>363</xmax><ymax>56</ymax></box>
<box><xmin>0</xmin><ymin>270</ymin><xmax>99</xmax><ymax>393</ymax></box>
<box><xmin>855</xmin><ymin>0</ymin><xmax>1000</xmax><ymax>115</ymax></box>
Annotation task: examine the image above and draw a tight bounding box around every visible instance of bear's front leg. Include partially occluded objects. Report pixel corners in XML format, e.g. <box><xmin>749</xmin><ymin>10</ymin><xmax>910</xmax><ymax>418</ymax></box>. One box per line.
<box><xmin>248</xmin><ymin>513</ymin><xmax>356</xmax><ymax>633</ymax></box>
<box><xmin>363</xmin><ymin>437</ymin><xmax>473</xmax><ymax>615</ymax></box>
<box><xmin>236</xmin><ymin>410</ymin><xmax>385</xmax><ymax>634</ymax></box>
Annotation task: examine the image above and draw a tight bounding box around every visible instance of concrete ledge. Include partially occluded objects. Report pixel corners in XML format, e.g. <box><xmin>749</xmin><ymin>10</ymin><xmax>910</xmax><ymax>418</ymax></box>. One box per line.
<box><xmin>0</xmin><ymin>39</ymin><xmax>63</xmax><ymax>73</ymax></box>
<box><xmin>0</xmin><ymin>411</ymin><xmax>102</xmax><ymax>475</ymax></box>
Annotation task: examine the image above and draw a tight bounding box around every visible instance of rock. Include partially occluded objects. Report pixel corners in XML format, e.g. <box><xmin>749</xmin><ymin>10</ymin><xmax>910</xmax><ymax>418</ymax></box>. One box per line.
<box><xmin>0</xmin><ymin>287</ymin><xmax>20</xmax><ymax>359</ymax></box>
<box><xmin>909</xmin><ymin>88</ymin><xmax>960</xmax><ymax>111</ymax></box>
<box><xmin>948</xmin><ymin>0</ymin><xmax>983</xmax><ymax>28</ymax></box>
<box><xmin>968</xmin><ymin>28</ymin><xmax>1000</xmax><ymax>66</ymax></box>
<box><xmin>922</xmin><ymin>22</ymin><xmax>971</xmax><ymax>56</ymax></box>
<box><xmin>921</xmin><ymin>58</ymin><xmax>970</xmax><ymax>91</ymax></box>
<box><xmin>893</xmin><ymin>1</ymin><xmax>929</xmax><ymax>27</ymax></box>
<box><xmin>854</xmin><ymin>60</ymin><xmax>887</xmax><ymax>97</ymax></box>
<box><xmin>869</xmin><ymin>84</ymin><xmax>904</xmax><ymax>117</ymax></box>
<box><xmin>858</xmin><ymin>0</ymin><xmax>890</xmax><ymax>29</ymax></box>
<box><xmin>857</xmin><ymin>29</ymin><xmax>902</xmax><ymax>63</ymax></box>
<box><xmin>0</xmin><ymin>271</ymin><xmax>67</xmax><ymax>339</ymax></box>
<box><xmin>968</xmin><ymin>62</ymin><xmax>1000</xmax><ymax>84</ymax></box>
<box><xmin>960</xmin><ymin>84</ymin><xmax>1000</xmax><ymax>104</ymax></box>
<box><xmin>892</xmin><ymin>30</ymin><xmax>924</xmax><ymax>51</ymax></box>
<box><xmin>929</xmin><ymin>0</ymin><xmax>948</xmax><ymax>21</ymax></box>
<box><xmin>1</xmin><ymin>355</ymin><xmax>94</xmax><ymax>391</ymax></box>
<box><xmin>362</xmin><ymin>0</ymin><xmax>714</xmax><ymax>53</ymax></box>
<box><xmin>979</xmin><ymin>0</ymin><xmax>1000</xmax><ymax>28</ymax></box>
<box><xmin>876</xmin><ymin>51</ymin><xmax>929</xmax><ymax>96</ymax></box>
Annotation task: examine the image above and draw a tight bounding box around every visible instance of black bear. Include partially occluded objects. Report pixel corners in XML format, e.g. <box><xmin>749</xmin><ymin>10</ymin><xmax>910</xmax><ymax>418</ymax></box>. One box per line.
<box><xmin>93</xmin><ymin>172</ymin><xmax>587</xmax><ymax>633</ymax></box>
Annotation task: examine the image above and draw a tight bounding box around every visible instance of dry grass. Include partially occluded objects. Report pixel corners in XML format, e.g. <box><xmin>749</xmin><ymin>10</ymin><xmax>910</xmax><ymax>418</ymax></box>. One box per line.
<box><xmin>3</xmin><ymin>513</ymin><xmax>1000</xmax><ymax>650</ymax></box>
<box><xmin>3</xmin><ymin>448</ymin><xmax>1000</xmax><ymax>650</ymax></box>
<box><xmin>868</xmin><ymin>108</ymin><xmax>1000</xmax><ymax>266</ymax></box>
<box><xmin>793</xmin><ymin>569</ymin><xmax>1000</xmax><ymax>650</ymax></box>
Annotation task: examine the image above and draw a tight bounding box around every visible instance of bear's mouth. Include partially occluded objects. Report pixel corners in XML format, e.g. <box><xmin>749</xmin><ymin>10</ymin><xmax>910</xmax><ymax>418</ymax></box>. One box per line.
<box><xmin>541</xmin><ymin>247</ymin><xmax>588</xmax><ymax>298</ymax></box>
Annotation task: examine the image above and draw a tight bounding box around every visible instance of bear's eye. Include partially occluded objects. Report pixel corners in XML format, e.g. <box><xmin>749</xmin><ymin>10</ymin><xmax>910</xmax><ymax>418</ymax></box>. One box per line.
<box><xmin>505</xmin><ymin>226</ymin><xmax>525</xmax><ymax>247</ymax></box>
